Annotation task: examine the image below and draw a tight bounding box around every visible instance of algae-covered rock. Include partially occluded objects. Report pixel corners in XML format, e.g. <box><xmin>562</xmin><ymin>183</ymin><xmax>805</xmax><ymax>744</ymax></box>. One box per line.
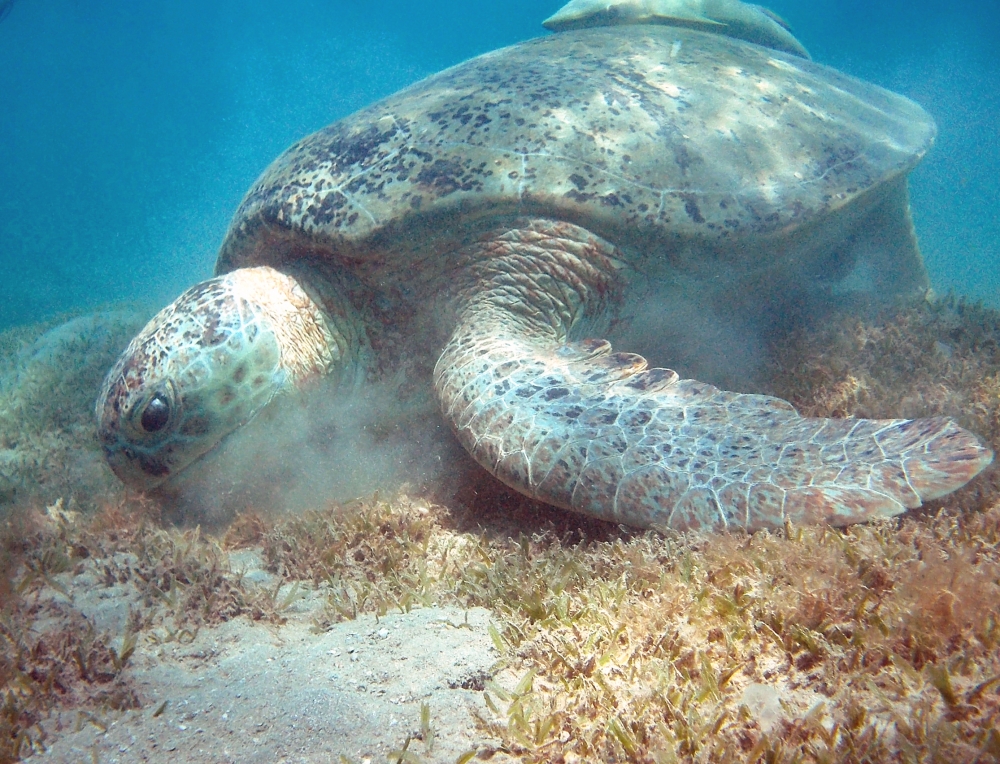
<box><xmin>0</xmin><ymin>306</ymin><xmax>151</xmax><ymax>514</ymax></box>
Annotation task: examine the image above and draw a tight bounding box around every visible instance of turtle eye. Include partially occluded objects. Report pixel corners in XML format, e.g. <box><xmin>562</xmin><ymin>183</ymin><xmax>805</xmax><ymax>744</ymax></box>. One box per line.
<box><xmin>140</xmin><ymin>393</ymin><xmax>171</xmax><ymax>433</ymax></box>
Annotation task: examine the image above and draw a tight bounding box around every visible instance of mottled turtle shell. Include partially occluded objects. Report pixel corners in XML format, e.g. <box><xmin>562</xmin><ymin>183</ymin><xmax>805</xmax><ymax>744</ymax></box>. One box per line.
<box><xmin>217</xmin><ymin>26</ymin><xmax>933</xmax><ymax>282</ymax></box>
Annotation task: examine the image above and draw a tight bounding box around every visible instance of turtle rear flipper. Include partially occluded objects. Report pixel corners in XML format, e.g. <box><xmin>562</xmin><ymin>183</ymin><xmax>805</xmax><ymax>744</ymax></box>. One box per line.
<box><xmin>434</xmin><ymin>221</ymin><xmax>992</xmax><ymax>532</ymax></box>
<box><xmin>831</xmin><ymin>176</ymin><xmax>930</xmax><ymax>299</ymax></box>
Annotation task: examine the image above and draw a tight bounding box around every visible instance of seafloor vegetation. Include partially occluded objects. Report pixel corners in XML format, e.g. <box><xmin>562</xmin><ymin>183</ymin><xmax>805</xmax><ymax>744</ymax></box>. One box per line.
<box><xmin>2</xmin><ymin>295</ymin><xmax>1000</xmax><ymax>763</ymax></box>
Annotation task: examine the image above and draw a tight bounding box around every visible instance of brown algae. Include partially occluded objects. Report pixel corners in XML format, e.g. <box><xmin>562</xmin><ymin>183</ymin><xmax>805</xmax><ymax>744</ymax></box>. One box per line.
<box><xmin>1</xmin><ymin>297</ymin><xmax>1000</xmax><ymax>762</ymax></box>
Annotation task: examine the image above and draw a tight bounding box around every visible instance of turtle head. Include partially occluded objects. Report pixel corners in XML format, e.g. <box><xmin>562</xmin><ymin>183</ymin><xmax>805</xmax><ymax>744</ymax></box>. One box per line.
<box><xmin>96</xmin><ymin>266</ymin><xmax>337</xmax><ymax>490</ymax></box>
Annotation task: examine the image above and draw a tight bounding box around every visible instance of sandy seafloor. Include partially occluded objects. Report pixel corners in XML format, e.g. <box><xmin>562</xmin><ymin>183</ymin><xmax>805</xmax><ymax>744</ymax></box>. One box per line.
<box><xmin>35</xmin><ymin>590</ymin><xmax>505</xmax><ymax>764</ymax></box>
<box><xmin>3</xmin><ymin>281</ymin><xmax>1000</xmax><ymax>762</ymax></box>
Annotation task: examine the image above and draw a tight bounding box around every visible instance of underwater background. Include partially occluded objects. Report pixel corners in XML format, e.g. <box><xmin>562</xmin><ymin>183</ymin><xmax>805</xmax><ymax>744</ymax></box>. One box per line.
<box><xmin>0</xmin><ymin>0</ymin><xmax>998</xmax><ymax>330</ymax></box>
<box><xmin>4</xmin><ymin>4</ymin><xmax>1000</xmax><ymax>761</ymax></box>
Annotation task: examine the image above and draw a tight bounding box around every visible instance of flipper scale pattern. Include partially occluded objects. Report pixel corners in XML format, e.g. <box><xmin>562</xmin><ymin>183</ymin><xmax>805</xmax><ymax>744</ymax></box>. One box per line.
<box><xmin>435</xmin><ymin>331</ymin><xmax>992</xmax><ymax>532</ymax></box>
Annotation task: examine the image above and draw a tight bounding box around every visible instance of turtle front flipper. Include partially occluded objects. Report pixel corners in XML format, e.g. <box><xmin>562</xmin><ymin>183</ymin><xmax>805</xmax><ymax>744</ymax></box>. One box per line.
<box><xmin>434</xmin><ymin>221</ymin><xmax>992</xmax><ymax>532</ymax></box>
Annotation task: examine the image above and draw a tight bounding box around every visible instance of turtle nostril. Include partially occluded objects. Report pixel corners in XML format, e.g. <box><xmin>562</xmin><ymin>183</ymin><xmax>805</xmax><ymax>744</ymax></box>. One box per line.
<box><xmin>140</xmin><ymin>393</ymin><xmax>171</xmax><ymax>433</ymax></box>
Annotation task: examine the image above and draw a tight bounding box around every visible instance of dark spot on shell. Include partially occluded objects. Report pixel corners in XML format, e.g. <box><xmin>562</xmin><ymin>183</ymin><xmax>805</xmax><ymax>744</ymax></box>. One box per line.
<box><xmin>416</xmin><ymin>158</ymin><xmax>481</xmax><ymax>197</ymax></box>
<box><xmin>233</xmin><ymin>364</ymin><xmax>247</xmax><ymax>384</ymax></box>
<box><xmin>681</xmin><ymin>193</ymin><xmax>705</xmax><ymax>223</ymax></box>
<box><xmin>311</xmin><ymin>191</ymin><xmax>350</xmax><ymax>226</ymax></box>
<box><xmin>324</xmin><ymin>123</ymin><xmax>399</xmax><ymax>172</ymax></box>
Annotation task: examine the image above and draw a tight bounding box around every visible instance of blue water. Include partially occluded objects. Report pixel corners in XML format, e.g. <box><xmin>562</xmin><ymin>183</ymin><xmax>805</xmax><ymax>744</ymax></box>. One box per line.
<box><xmin>0</xmin><ymin>0</ymin><xmax>998</xmax><ymax>328</ymax></box>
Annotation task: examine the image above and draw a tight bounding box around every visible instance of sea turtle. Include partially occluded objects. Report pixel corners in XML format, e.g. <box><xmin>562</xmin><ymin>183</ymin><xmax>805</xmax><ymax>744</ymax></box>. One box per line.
<box><xmin>96</xmin><ymin>26</ymin><xmax>992</xmax><ymax>532</ymax></box>
<box><xmin>542</xmin><ymin>0</ymin><xmax>809</xmax><ymax>58</ymax></box>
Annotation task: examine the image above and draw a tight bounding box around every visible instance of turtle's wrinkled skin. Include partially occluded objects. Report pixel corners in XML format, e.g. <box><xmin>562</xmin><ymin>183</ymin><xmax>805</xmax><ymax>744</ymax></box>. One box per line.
<box><xmin>97</xmin><ymin>27</ymin><xmax>992</xmax><ymax>532</ymax></box>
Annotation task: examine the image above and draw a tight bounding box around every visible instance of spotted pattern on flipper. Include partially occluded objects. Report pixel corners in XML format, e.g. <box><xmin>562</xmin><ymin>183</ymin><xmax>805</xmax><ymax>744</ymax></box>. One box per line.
<box><xmin>435</xmin><ymin>323</ymin><xmax>993</xmax><ymax>533</ymax></box>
